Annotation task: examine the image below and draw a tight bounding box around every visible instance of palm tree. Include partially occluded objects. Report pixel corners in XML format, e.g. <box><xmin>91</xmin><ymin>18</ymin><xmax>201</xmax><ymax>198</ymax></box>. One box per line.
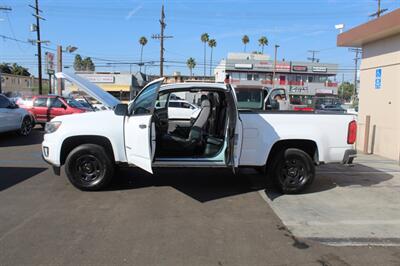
<box><xmin>208</xmin><ymin>39</ymin><xmax>217</xmax><ymax>76</ymax></box>
<box><xmin>200</xmin><ymin>33</ymin><xmax>209</xmax><ymax>78</ymax></box>
<box><xmin>258</xmin><ymin>36</ymin><xmax>268</xmax><ymax>53</ymax></box>
<box><xmin>242</xmin><ymin>35</ymin><xmax>250</xmax><ymax>52</ymax></box>
<box><xmin>139</xmin><ymin>36</ymin><xmax>148</xmax><ymax>72</ymax></box>
<box><xmin>186</xmin><ymin>57</ymin><xmax>196</xmax><ymax>76</ymax></box>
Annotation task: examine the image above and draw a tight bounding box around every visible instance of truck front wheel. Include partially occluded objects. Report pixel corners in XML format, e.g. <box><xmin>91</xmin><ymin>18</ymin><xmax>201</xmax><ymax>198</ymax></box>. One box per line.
<box><xmin>65</xmin><ymin>144</ymin><xmax>114</xmax><ymax>191</ymax></box>
<box><xmin>270</xmin><ymin>148</ymin><xmax>315</xmax><ymax>194</ymax></box>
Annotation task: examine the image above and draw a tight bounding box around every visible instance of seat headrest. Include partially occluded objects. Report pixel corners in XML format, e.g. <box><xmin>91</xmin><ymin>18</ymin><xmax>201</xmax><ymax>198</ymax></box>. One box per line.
<box><xmin>200</xmin><ymin>95</ymin><xmax>210</xmax><ymax>107</ymax></box>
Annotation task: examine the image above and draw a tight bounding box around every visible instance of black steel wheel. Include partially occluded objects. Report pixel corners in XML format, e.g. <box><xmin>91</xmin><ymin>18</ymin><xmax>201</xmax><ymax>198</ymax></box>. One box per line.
<box><xmin>65</xmin><ymin>144</ymin><xmax>114</xmax><ymax>191</ymax></box>
<box><xmin>271</xmin><ymin>148</ymin><xmax>315</xmax><ymax>194</ymax></box>
<box><xmin>18</xmin><ymin>116</ymin><xmax>33</xmax><ymax>136</ymax></box>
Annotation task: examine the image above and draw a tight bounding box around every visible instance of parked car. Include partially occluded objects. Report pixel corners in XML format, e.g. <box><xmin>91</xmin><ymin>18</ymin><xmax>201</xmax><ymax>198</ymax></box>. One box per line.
<box><xmin>0</xmin><ymin>94</ymin><xmax>34</xmax><ymax>136</ymax></box>
<box><xmin>43</xmin><ymin>73</ymin><xmax>357</xmax><ymax>194</ymax></box>
<box><xmin>316</xmin><ymin>104</ymin><xmax>347</xmax><ymax>114</ymax></box>
<box><xmin>22</xmin><ymin>95</ymin><xmax>90</xmax><ymax>126</ymax></box>
<box><xmin>167</xmin><ymin>100</ymin><xmax>199</xmax><ymax>120</ymax></box>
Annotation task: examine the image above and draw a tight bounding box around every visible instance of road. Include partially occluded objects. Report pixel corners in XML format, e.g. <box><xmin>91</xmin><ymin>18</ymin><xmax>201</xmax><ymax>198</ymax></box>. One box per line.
<box><xmin>0</xmin><ymin>129</ymin><xmax>400</xmax><ymax>265</ymax></box>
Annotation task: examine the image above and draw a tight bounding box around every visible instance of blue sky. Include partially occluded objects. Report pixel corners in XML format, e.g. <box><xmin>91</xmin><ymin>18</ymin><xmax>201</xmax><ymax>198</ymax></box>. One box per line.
<box><xmin>1</xmin><ymin>0</ymin><xmax>399</xmax><ymax>80</ymax></box>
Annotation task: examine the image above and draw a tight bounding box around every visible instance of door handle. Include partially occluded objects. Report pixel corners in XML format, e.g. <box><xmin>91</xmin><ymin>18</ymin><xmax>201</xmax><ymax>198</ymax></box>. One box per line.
<box><xmin>139</xmin><ymin>124</ymin><xmax>147</xmax><ymax>129</ymax></box>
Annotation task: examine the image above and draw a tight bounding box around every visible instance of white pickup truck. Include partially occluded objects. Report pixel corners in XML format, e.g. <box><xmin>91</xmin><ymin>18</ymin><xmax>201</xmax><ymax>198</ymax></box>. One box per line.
<box><xmin>42</xmin><ymin>73</ymin><xmax>357</xmax><ymax>193</ymax></box>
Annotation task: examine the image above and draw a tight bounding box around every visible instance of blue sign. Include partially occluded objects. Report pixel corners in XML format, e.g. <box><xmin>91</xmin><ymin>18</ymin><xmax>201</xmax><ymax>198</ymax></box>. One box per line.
<box><xmin>375</xmin><ymin>68</ymin><xmax>382</xmax><ymax>89</ymax></box>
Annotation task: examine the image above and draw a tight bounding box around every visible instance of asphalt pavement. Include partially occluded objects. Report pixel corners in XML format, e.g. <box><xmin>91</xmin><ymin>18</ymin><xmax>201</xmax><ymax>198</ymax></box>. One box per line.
<box><xmin>1</xmin><ymin>129</ymin><xmax>400</xmax><ymax>265</ymax></box>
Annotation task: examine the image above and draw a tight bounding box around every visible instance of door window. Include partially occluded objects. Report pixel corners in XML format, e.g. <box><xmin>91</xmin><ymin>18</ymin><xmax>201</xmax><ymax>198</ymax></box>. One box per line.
<box><xmin>0</xmin><ymin>95</ymin><xmax>10</xmax><ymax>108</ymax></box>
<box><xmin>130</xmin><ymin>82</ymin><xmax>161</xmax><ymax>115</ymax></box>
<box><xmin>49</xmin><ymin>98</ymin><xmax>64</xmax><ymax>108</ymax></box>
<box><xmin>34</xmin><ymin>98</ymin><xmax>48</xmax><ymax>107</ymax></box>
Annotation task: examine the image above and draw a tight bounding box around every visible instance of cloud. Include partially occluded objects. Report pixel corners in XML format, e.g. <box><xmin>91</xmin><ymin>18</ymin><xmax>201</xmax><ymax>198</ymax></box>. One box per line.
<box><xmin>125</xmin><ymin>5</ymin><xmax>143</xmax><ymax>20</ymax></box>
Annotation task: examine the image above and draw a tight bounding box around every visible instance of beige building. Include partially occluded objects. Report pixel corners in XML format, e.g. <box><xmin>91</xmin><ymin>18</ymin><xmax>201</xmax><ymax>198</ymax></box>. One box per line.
<box><xmin>0</xmin><ymin>73</ymin><xmax>48</xmax><ymax>95</ymax></box>
<box><xmin>338</xmin><ymin>9</ymin><xmax>400</xmax><ymax>161</ymax></box>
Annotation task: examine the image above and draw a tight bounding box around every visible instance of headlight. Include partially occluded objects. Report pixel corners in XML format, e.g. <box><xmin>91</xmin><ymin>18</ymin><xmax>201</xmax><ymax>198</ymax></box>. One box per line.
<box><xmin>45</xmin><ymin>121</ymin><xmax>62</xmax><ymax>134</ymax></box>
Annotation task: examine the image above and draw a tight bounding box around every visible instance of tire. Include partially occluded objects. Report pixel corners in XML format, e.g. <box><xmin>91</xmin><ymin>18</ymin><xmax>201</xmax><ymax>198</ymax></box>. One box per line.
<box><xmin>269</xmin><ymin>148</ymin><xmax>315</xmax><ymax>194</ymax></box>
<box><xmin>18</xmin><ymin>116</ymin><xmax>33</xmax><ymax>136</ymax></box>
<box><xmin>65</xmin><ymin>144</ymin><xmax>114</xmax><ymax>191</ymax></box>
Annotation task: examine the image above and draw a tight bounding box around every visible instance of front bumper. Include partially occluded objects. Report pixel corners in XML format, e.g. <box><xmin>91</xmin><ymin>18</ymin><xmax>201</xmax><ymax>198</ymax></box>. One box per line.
<box><xmin>342</xmin><ymin>149</ymin><xmax>357</xmax><ymax>164</ymax></box>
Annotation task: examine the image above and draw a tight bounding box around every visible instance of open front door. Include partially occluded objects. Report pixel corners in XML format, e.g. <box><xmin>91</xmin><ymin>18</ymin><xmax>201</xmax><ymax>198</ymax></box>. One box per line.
<box><xmin>124</xmin><ymin>78</ymin><xmax>164</xmax><ymax>174</ymax></box>
<box><xmin>225</xmin><ymin>85</ymin><xmax>243</xmax><ymax>172</ymax></box>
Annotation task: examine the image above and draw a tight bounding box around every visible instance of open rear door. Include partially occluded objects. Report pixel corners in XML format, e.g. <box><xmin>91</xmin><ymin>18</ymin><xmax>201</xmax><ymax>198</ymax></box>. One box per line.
<box><xmin>124</xmin><ymin>78</ymin><xmax>164</xmax><ymax>174</ymax></box>
<box><xmin>225</xmin><ymin>84</ymin><xmax>243</xmax><ymax>172</ymax></box>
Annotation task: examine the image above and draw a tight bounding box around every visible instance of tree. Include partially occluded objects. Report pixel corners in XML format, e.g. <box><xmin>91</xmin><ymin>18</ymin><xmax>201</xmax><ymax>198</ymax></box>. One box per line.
<box><xmin>139</xmin><ymin>36</ymin><xmax>148</xmax><ymax>72</ymax></box>
<box><xmin>208</xmin><ymin>39</ymin><xmax>217</xmax><ymax>76</ymax></box>
<box><xmin>82</xmin><ymin>57</ymin><xmax>95</xmax><ymax>71</ymax></box>
<box><xmin>186</xmin><ymin>57</ymin><xmax>196</xmax><ymax>76</ymax></box>
<box><xmin>73</xmin><ymin>55</ymin><xmax>83</xmax><ymax>71</ymax></box>
<box><xmin>242</xmin><ymin>35</ymin><xmax>249</xmax><ymax>52</ymax></box>
<box><xmin>74</xmin><ymin>55</ymin><xmax>95</xmax><ymax>71</ymax></box>
<box><xmin>200</xmin><ymin>33</ymin><xmax>209</xmax><ymax>78</ymax></box>
<box><xmin>0</xmin><ymin>63</ymin><xmax>12</xmax><ymax>74</ymax></box>
<box><xmin>258</xmin><ymin>36</ymin><xmax>268</xmax><ymax>53</ymax></box>
<box><xmin>338</xmin><ymin>82</ymin><xmax>355</xmax><ymax>102</ymax></box>
<box><xmin>10</xmin><ymin>63</ymin><xmax>30</xmax><ymax>76</ymax></box>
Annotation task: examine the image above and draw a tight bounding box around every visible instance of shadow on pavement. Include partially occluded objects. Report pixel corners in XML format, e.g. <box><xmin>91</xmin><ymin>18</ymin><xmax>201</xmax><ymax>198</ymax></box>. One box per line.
<box><xmin>0</xmin><ymin>167</ymin><xmax>47</xmax><ymax>191</ymax></box>
<box><xmin>108</xmin><ymin>167</ymin><xmax>260</xmax><ymax>203</ymax></box>
<box><xmin>0</xmin><ymin>128</ymin><xmax>43</xmax><ymax>147</ymax></box>
<box><xmin>264</xmin><ymin>163</ymin><xmax>394</xmax><ymax>200</ymax></box>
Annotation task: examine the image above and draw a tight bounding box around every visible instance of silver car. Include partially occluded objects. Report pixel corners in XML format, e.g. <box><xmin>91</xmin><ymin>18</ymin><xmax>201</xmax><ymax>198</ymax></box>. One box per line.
<box><xmin>0</xmin><ymin>94</ymin><xmax>34</xmax><ymax>136</ymax></box>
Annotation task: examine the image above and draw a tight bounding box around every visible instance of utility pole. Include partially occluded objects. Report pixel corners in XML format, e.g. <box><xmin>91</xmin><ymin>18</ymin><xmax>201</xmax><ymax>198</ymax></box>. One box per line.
<box><xmin>57</xmin><ymin>45</ymin><xmax>63</xmax><ymax>95</ymax></box>
<box><xmin>369</xmin><ymin>0</ymin><xmax>388</xmax><ymax>18</ymax></box>
<box><xmin>29</xmin><ymin>0</ymin><xmax>45</xmax><ymax>95</ymax></box>
<box><xmin>349</xmin><ymin>48</ymin><xmax>362</xmax><ymax>99</ymax></box>
<box><xmin>272</xmin><ymin>44</ymin><xmax>280</xmax><ymax>89</ymax></box>
<box><xmin>307</xmin><ymin>50</ymin><xmax>320</xmax><ymax>63</ymax></box>
<box><xmin>152</xmin><ymin>4</ymin><xmax>172</xmax><ymax>77</ymax></box>
<box><xmin>0</xmin><ymin>6</ymin><xmax>12</xmax><ymax>94</ymax></box>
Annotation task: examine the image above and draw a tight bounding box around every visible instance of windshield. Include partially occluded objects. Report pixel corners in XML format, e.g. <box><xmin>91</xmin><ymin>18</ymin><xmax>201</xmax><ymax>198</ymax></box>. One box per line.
<box><xmin>235</xmin><ymin>90</ymin><xmax>263</xmax><ymax>109</ymax></box>
<box><xmin>66</xmin><ymin>98</ymin><xmax>85</xmax><ymax>108</ymax></box>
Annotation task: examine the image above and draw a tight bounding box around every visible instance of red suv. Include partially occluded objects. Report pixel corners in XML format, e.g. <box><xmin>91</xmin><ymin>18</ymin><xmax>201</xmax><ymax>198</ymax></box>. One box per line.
<box><xmin>20</xmin><ymin>95</ymin><xmax>89</xmax><ymax>126</ymax></box>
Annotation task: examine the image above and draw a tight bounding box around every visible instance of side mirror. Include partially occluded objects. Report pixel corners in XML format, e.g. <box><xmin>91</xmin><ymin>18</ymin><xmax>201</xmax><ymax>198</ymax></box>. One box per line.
<box><xmin>114</xmin><ymin>103</ymin><xmax>128</xmax><ymax>116</ymax></box>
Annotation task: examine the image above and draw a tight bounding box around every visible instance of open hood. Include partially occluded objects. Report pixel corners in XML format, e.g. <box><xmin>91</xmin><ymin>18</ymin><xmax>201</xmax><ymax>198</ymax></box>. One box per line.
<box><xmin>55</xmin><ymin>72</ymin><xmax>121</xmax><ymax>109</ymax></box>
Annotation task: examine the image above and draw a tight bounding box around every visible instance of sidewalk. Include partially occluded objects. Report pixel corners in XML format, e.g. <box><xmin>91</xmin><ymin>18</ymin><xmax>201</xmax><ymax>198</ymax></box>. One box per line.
<box><xmin>259</xmin><ymin>153</ymin><xmax>400</xmax><ymax>246</ymax></box>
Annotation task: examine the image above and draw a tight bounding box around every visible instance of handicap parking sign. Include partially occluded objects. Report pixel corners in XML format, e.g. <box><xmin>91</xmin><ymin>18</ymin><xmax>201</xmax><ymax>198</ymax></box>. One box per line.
<box><xmin>376</xmin><ymin>68</ymin><xmax>382</xmax><ymax>78</ymax></box>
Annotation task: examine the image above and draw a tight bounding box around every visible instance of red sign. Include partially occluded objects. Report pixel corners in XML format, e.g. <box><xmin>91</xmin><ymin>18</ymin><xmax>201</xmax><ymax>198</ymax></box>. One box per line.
<box><xmin>292</xmin><ymin>65</ymin><xmax>308</xmax><ymax>72</ymax></box>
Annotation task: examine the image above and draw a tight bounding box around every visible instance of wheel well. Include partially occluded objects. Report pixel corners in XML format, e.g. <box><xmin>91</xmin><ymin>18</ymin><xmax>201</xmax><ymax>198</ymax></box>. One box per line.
<box><xmin>60</xmin><ymin>135</ymin><xmax>115</xmax><ymax>165</ymax></box>
<box><xmin>265</xmin><ymin>139</ymin><xmax>318</xmax><ymax>168</ymax></box>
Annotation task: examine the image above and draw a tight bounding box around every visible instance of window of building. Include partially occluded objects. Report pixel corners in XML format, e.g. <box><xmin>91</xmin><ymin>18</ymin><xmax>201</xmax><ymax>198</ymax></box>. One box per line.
<box><xmin>247</xmin><ymin>74</ymin><xmax>253</xmax><ymax>81</ymax></box>
<box><xmin>308</xmin><ymin>76</ymin><xmax>314</xmax><ymax>82</ymax></box>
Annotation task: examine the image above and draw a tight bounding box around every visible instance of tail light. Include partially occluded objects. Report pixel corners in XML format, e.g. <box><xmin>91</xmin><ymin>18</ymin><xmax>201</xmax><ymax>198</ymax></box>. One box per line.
<box><xmin>347</xmin><ymin>120</ymin><xmax>357</xmax><ymax>144</ymax></box>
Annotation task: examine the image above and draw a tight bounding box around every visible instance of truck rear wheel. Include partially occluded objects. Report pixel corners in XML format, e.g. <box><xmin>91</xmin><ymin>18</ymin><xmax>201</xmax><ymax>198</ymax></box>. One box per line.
<box><xmin>65</xmin><ymin>144</ymin><xmax>114</xmax><ymax>191</ymax></box>
<box><xmin>270</xmin><ymin>148</ymin><xmax>315</xmax><ymax>194</ymax></box>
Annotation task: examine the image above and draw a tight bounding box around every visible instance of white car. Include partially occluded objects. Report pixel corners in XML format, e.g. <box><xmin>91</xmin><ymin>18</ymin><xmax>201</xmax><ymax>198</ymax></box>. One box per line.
<box><xmin>0</xmin><ymin>94</ymin><xmax>34</xmax><ymax>136</ymax></box>
<box><xmin>167</xmin><ymin>100</ymin><xmax>199</xmax><ymax>120</ymax></box>
<box><xmin>43</xmin><ymin>73</ymin><xmax>357</xmax><ymax>194</ymax></box>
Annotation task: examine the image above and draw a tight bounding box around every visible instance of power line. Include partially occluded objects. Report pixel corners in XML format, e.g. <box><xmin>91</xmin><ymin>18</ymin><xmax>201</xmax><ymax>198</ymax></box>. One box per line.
<box><xmin>307</xmin><ymin>50</ymin><xmax>320</xmax><ymax>63</ymax></box>
<box><xmin>369</xmin><ymin>0</ymin><xmax>388</xmax><ymax>18</ymax></box>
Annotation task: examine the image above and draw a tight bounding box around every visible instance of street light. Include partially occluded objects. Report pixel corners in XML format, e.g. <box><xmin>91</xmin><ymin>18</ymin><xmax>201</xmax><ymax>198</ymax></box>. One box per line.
<box><xmin>272</xmin><ymin>44</ymin><xmax>280</xmax><ymax>89</ymax></box>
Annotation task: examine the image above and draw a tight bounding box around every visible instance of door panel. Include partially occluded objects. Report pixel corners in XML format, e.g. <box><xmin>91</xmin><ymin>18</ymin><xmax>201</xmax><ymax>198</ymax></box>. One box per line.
<box><xmin>32</xmin><ymin>97</ymin><xmax>49</xmax><ymax>123</ymax></box>
<box><xmin>124</xmin><ymin>115</ymin><xmax>154</xmax><ymax>173</ymax></box>
<box><xmin>124</xmin><ymin>77</ymin><xmax>164</xmax><ymax>173</ymax></box>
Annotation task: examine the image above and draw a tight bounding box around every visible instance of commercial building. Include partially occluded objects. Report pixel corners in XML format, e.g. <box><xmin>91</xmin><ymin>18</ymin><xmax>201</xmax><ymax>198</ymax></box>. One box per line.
<box><xmin>148</xmin><ymin>72</ymin><xmax>214</xmax><ymax>84</ymax></box>
<box><xmin>338</xmin><ymin>8</ymin><xmax>400</xmax><ymax>161</ymax></box>
<box><xmin>215</xmin><ymin>53</ymin><xmax>338</xmax><ymax>105</ymax></box>
<box><xmin>66</xmin><ymin>72</ymin><xmax>148</xmax><ymax>101</ymax></box>
<box><xmin>0</xmin><ymin>73</ymin><xmax>49</xmax><ymax>95</ymax></box>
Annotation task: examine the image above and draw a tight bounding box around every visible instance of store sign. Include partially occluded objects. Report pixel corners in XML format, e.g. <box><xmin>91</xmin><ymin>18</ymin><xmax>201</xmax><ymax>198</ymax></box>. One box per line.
<box><xmin>292</xmin><ymin>65</ymin><xmax>308</xmax><ymax>72</ymax></box>
<box><xmin>276</xmin><ymin>64</ymin><xmax>290</xmax><ymax>71</ymax></box>
<box><xmin>375</xmin><ymin>68</ymin><xmax>382</xmax><ymax>89</ymax></box>
<box><xmin>312</xmin><ymin>66</ymin><xmax>328</xmax><ymax>73</ymax></box>
<box><xmin>254</xmin><ymin>61</ymin><xmax>272</xmax><ymax>69</ymax></box>
<box><xmin>45</xmin><ymin>52</ymin><xmax>55</xmax><ymax>75</ymax></box>
<box><xmin>316</xmin><ymin>89</ymin><xmax>333</xmax><ymax>94</ymax></box>
<box><xmin>85</xmin><ymin>76</ymin><xmax>115</xmax><ymax>83</ymax></box>
<box><xmin>234</xmin><ymin>63</ymin><xmax>253</xmax><ymax>69</ymax></box>
<box><xmin>289</xmin><ymin>87</ymin><xmax>309</xmax><ymax>94</ymax></box>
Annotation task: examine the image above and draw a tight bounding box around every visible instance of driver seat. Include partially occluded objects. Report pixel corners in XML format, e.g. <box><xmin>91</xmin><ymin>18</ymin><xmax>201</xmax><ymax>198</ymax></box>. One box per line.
<box><xmin>160</xmin><ymin>95</ymin><xmax>211</xmax><ymax>155</ymax></box>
